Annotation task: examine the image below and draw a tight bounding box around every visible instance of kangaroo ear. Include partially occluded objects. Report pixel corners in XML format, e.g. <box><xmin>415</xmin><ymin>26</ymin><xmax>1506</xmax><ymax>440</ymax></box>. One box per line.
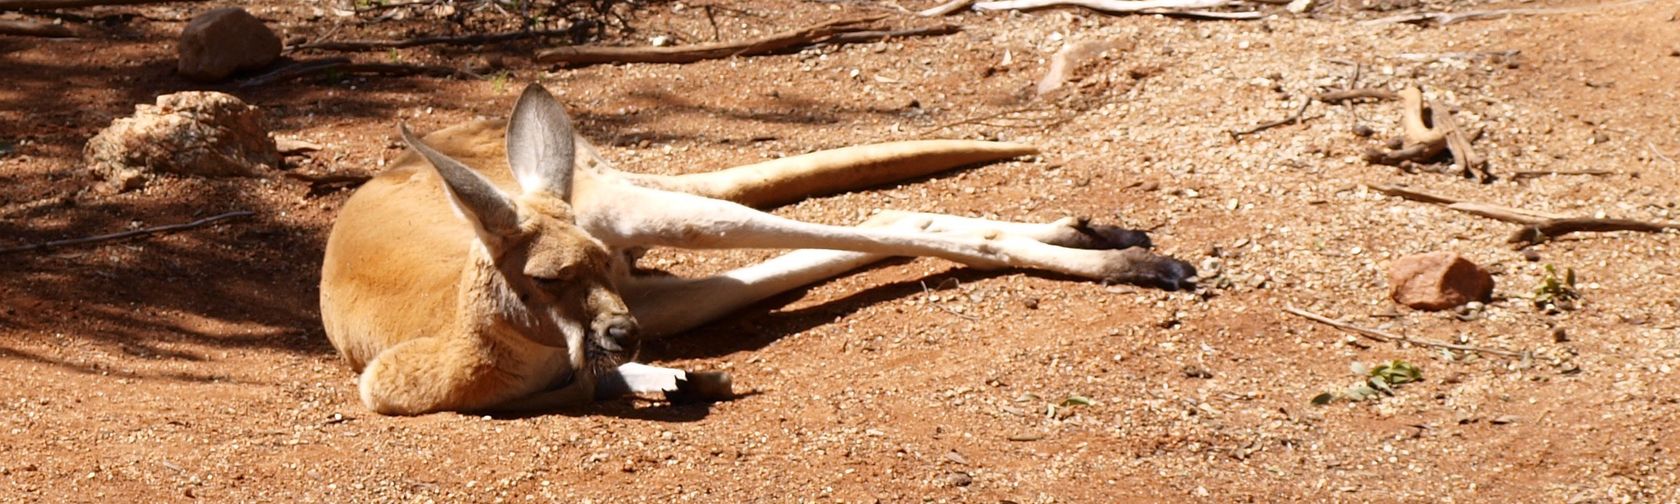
<box><xmin>400</xmin><ymin>123</ymin><xmax>521</xmax><ymax>242</ymax></box>
<box><xmin>506</xmin><ymin>83</ymin><xmax>577</xmax><ymax>201</ymax></box>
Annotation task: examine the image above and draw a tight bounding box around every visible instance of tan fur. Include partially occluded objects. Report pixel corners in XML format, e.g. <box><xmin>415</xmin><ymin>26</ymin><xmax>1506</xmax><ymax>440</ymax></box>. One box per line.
<box><xmin>321</xmin><ymin>84</ymin><xmax>1194</xmax><ymax>415</ymax></box>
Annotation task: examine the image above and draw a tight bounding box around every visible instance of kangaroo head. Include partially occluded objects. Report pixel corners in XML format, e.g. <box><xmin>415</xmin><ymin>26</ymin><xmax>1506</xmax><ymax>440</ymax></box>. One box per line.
<box><xmin>398</xmin><ymin>84</ymin><xmax>638</xmax><ymax>381</ymax></box>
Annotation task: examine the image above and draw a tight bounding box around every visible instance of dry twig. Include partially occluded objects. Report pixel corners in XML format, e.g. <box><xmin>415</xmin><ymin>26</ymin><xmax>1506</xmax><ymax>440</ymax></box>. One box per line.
<box><xmin>536</xmin><ymin>15</ymin><xmax>911</xmax><ymax>66</ymax></box>
<box><xmin>1283</xmin><ymin>306</ymin><xmax>1524</xmax><ymax>358</ymax></box>
<box><xmin>290</xmin><ymin>29</ymin><xmax>574</xmax><ymax>52</ymax></box>
<box><xmin>0</xmin><ymin>211</ymin><xmax>253</xmax><ymax>255</ymax></box>
<box><xmin>1430</xmin><ymin>99</ymin><xmax>1489</xmax><ymax>182</ymax></box>
<box><xmin>1361</xmin><ymin>0</ymin><xmax>1651</xmax><ymax>26</ymax></box>
<box><xmin>0</xmin><ymin>18</ymin><xmax>72</xmax><ymax>36</ymax></box>
<box><xmin>0</xmin><ymin>0</ymin><xmax>206</xmax><ymax>8</ymax></box>
<box><xmin>1229</xmin><ymin>98</ymin><xmax>1312</xmax><ymax>138</ymax></box>
<box><xmin>239</xmin><ymin>58</ymin><xmax>478</xmax><ymax>87</ymax></box>
<box><xmin>1369</xmin><ymin>184</ymin><xmax>1680</xmax><ymax>247</ymax></box>
<box><xmin>1507</xmin><ymin>169</ymin><xmax>1614</xmax><ymax>180</ymax></box>
<box><xmin>973</xmin><ymin>0</ymin><xmax>1261</xmax><ymax>19</ymax></box>
<box><xmin>821</xmin><ymin>25</ymin><xmax>960</xmax><ymax>45</ymax></box>
<box><xmin>1314</xmin><ymin>88</ymin><xmax>1397</xmax><ymax>104</ymax></box>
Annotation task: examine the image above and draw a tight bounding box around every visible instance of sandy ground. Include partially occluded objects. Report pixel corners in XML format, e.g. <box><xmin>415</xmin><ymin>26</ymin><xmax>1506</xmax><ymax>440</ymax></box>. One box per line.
<box><xmin>2</xmin><ymin>0</ymin><xmax>1678</xmax><ymax>501</ymax></box>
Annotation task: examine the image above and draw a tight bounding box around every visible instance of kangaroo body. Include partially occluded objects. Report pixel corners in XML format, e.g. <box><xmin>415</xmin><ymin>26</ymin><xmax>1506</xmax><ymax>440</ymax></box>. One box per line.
<box><xmin>320</xmin><ymin>84</ymin><xmax>1194</xmax><ymax>415</ymax></box>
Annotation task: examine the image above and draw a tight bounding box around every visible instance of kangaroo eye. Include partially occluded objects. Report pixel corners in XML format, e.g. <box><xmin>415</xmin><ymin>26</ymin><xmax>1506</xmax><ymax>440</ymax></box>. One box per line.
<box><xmin>531</xmin><ymin>264</ymin><xmax>578</xmax><ymax>287</ymax></box>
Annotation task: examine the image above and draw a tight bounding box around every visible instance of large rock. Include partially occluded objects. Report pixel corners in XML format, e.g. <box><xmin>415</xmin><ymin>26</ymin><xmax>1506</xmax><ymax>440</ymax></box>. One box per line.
<box><xmin>177</xmin><ymin>7</ymin><xmax>281</xmax><ymax>82</ymax></box>
<box><xmin>1387</xmin><ymin>252</ymin><xmax>1494</xmax><ymax>311</ymax></box>
<box><xmin>84</xmin><ymin>91</ymin><xmax>279</xmax><ymax>192</ymax></box>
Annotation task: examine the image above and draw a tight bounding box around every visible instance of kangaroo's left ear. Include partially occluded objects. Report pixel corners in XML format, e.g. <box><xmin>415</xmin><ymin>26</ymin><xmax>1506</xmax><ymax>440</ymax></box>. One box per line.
<box><xmin>506</xmin><ymin>83</ymin><xmax>577</xmax><ymax>201</ymax></box>
<box><xmin>399</xmin><ymin>123</ymin><xmax>522</xmax><ymax>245</ymax></box>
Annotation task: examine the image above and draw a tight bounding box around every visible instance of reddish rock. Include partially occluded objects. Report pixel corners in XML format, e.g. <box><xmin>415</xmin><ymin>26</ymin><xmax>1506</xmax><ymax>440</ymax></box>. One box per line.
<box><xmin>1387</xmin><ymin>252</ymin><xmax>1494</xmax><ymax>310</ymax></box>
<box><xmin>177</xmin><ymin>7</ymin><xmax>282</xmax><ymax>82</ymax></box>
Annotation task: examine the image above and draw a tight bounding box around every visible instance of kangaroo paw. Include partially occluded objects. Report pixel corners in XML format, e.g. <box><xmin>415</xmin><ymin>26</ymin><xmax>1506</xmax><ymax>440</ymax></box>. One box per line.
<box><xmin>1068</xmin><ymin>218</ymin><xmax>1153</xmax><ymax>250</ymax></box>
<box><xmin>1107</xmin><ymin>248</ymin><xmax>1197</xmax><ymax>291</ymax></box>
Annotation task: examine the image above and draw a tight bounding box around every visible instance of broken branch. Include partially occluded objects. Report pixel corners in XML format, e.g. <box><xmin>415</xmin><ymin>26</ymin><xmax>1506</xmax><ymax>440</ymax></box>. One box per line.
<box><xmin>0</xmin><ymin>211</ymin><xmax>253</xmax><ymax>255</ymax></box>
<box><xmin>0</xmin><ymin>18</ymin><xmax>73</xmax><ymax>36</ymax></box>
<box><xmin>1430</xmin><ymin>98</ymin><xmax>1489</xmax><ymax>181</ymax></box>
<box><xmin>972</xmin><ymin>0</ymin><xmax>1262</xmax><ymax>19</ymax></box>
<box><xmin>289</xmin><ymin>29</ymin><xmax>575</xmax><ymax>52</ymax></box>
<box><xmin>820</xmin><ymin>24</ymin><xmax>960</xmax><ymax>45</ymax></box>
<box><xmin>1369</xmin><ymin>184</ymin><xmax>1680</xmax><ymax>247</ymax></box>
<box><xmin>1507</xmin><ymin>169</ymin><xmax>1614</xmax><ymax>180</ymax></box>
<box><xmin>0</xmin><ymin>0</ymin><xmax>206</xmax><ymax>8</ymax></box>
<box><xmin>535</xmin><ymin>15</ymin><xmax>898</xmax><ymax>66</ymax></box>
<box><xmin>1283</xmin><ymin>306</ymin><xmax>1524</xmax><ymax>358</ymax></box>
<box><xmin>1314</xmin><ymin>88</ymin><xmax>1398</xmax><ymax>103</ymax></box>
<box><xmin>1229</xmin><ymin>98</ymin><xmax>1312</xmax><ymax>138</ymax></box>
<box><xmin>1361</xmin><ymin>0</ymin><xmax>1652</xmax><ymax>27</ymax></box>
<box><xmin>1510</xmin><ymin>218</ymin><xmax>1680</xmax><ymax>247</ymax></box>
<box><xmin>239</xmin><ymin>58</ymin><xmax>478</xmax><ymax>87</ymax></box>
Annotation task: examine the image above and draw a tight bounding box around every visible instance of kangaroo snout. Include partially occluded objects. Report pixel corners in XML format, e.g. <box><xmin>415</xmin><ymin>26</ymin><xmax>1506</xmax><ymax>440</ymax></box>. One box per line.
<box><xmin>591</xmin><ymin>314</ymin><xmax>640</xmax><ymax>356</ymax></box>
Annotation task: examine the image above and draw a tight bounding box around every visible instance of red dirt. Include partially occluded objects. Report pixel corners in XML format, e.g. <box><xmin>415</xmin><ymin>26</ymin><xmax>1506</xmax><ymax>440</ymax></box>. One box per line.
<box><xmin>2</xmin><ymin>0</ymin><xmax>1678</xmax><ymax>501</ymax></box>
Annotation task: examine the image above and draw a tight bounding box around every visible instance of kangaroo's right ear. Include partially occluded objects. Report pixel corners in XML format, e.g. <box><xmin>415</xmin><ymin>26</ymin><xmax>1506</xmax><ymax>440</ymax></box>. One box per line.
<box><xmin>506</xmin><ymin>83</ymin><xmax>577</xmax><ymax>201</ymax></box>
<box><xmin>400</xmin><ymin>123</ymin><xmax>521</xmax><ymax>242</ymax></box>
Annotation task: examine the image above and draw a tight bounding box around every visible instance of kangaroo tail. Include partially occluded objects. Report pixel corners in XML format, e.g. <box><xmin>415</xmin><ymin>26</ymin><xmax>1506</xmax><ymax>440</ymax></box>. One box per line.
<box><xmin>621</xmin><ymin>140</ymin><xmax>1038</xmax><ymax>208</ymax></box>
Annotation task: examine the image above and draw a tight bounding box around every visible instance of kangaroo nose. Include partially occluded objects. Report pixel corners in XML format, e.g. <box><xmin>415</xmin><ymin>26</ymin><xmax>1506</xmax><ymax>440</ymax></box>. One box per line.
<box><xmin>595</xmin><ymin>316</ymin><xmax>640</xmax><ymax>353</ymax></box>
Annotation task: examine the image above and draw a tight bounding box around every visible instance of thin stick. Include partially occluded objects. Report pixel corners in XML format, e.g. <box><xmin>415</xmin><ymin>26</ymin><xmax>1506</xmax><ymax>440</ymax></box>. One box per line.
<box><xmin>0</xmin><ymin>0</ymin><xmax>207</xmax><ymax>8</ymax></box>
<box><xmin>239</xmin><ymin>58</ymin><xmax>478</xmax><ymax>87</ymax></box>
<box><xmin>1510</xmin><ymin>218</ymin><xmax>1680</xmax><ymax>247</ymax></box>
<box><xmin>820</xmin><ymin>25</ymin><xmax>960</xmax><ymax>45</ymax></box>
<box><xmin>918</xmin><ymin>0</ymin><xmax>975</xmax><ymax>16</ymax></box>
<box><xmin>1361</xmin><ymin>0</ymin><xmax>1651</xmax><ymax>26</ymax></box>
<box><xmin>0</xmin><ymin>211</ymin><xmax>253</xmax><ymax>255</ymax></box>
<box><xmin>0</xmin><ymin>18</ymin><xmax>73</xmax><ymax>36</ymax></box>
<box><xmin>972</xmin><ymin>0</ymin><xmax>1261</xmax><ymax>18</ymax></box>
<box><xmin>1369</xmin><ymin>184</ymin><xmax>1565</xmax><ymax>221</ymax></box>
<box><xmin>535</xmin><ymin>15</ymin><xmax>890</xmax><ymax>66</ymax></box>
<box><xmin>289</xmin><ymin>29</ymin><xmax>574</xmax><ymax>52</ymax></box>
<box><xmin>1283</xmin><ymin>306</ymin><xmax>1524</xmax><ymax>358</ymax></box>
<box><xmin>1369</xmin><ymin>184</ymin><xmax>1680</xmax><ymax>246</ymax></box>
<box><xmin>1229</xmin><ymin>98</ymin><xmax>1312</xmax><ymax>138</ymax></box>
<box><xmin>1508</xmin><ymin>169</ymin><xmax>1614</xmax><ymax>180</ymax></box>
<box><xmin>1314</xmin><ymin>88</ymin><xmax>1397</xmax><ymax>103</ymax></box>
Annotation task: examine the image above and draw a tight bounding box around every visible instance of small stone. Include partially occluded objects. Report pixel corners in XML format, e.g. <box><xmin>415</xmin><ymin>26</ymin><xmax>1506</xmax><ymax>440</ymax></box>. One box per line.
<box><xmin>1521</xmin><ymin>249</ymin><xmax>1541</xmax><ymax>262</ymax></box>
<box><xmin>177</xmin><ymin>7</ymin><xmax>282</xmax><ymax>82</ymax></box>
<box><xmin>1021</xmin><ymin>297</ymin><xmax>1039</xmax><ymax>310</ymax></box>
<box><xmin>1590</xmin><ymin>131</ymin><xmax>1610</xmax><ymax>145</ymax></box>
<box><xmin>1551</xmin><ymin>327</ymin><xmax>1568</xmax><ymax>342</ymax></box>
<box><xmin>943</xmin><ymin>471</ymin><xmax>973</xmax><ymax>487</ymax></box>
<box><xmin>1387</xmin><ymin>252</ymin><xmax>1494</xmax><ymax>311</ymax></box>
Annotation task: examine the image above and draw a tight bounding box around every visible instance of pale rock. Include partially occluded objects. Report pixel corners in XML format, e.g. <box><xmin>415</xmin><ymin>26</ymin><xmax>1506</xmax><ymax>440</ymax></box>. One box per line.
<box><xmin>84</xmin><ymin>91</ymin><xmax>278</xmax><ymax>192</ymax></box>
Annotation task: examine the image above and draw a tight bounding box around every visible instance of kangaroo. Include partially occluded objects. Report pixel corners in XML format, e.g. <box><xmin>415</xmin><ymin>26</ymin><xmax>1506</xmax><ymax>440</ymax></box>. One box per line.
<box><xmin>320</xmin><ymin>83</ymin><xmax>1195</xmax><ymax>415</ymax></box>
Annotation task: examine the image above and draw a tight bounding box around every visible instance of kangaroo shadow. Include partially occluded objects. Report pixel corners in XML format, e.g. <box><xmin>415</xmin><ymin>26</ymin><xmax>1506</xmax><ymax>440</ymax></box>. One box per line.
<box><xmin>640</xmin><ymin>262</ymin><xmax>1065</xmax><ymax>362</ymax></box>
